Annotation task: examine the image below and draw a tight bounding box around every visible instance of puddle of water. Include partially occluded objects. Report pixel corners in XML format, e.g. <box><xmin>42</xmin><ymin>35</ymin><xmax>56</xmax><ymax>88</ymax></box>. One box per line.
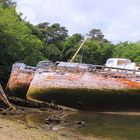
<box><xmin>67</xmin><ymin>111</ymin><xmax>140</xmax><ymax>140</ymax></box>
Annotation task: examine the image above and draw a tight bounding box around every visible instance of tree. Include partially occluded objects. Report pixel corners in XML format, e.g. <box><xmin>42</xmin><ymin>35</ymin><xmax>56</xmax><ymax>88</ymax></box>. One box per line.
<box><xmin>0</xmin><ymin>2</ymin><xmax>44</xmax><ymax>86</ymax></box>
<box><xmin>37</xmin><ymin>22</ymin><xmax>68</xmax><ymax>45</ymax></box>
<box><xmin>78</xmin><ymin>40</ymin><xmax>113</xmax><ymax>64</ymax></box>
<box><xmin>37</xmin><ymin>22</ymin><xmax>68</xmax><ymax>61</ymax></box>
<box><xmin>89</xmin><ymin>29</ymin><xmax>109</xmax><ymax>43</ymax></box>
<box><xmin>114</xmin><ymin>41</ymin><xmax>140</xmax><ymax>65</ymax></box>
<box><xmin>0</xmin><ymin>0</ymin><xmax>16</xmax><ymax>8</ymax></box>
<box><xmin>75</xmin><ymin>29</ymin><xmax>114</xmax><ymax>64</ymax></box>
<box><xmin>61</xmin><ymin>33</ymin><xmax>83</xmax><ymax>61</ymax></box>
<box><xmin>89</xmin><ymin>29</ymin><xmax>104</xmax><ymax>40</ymax></box>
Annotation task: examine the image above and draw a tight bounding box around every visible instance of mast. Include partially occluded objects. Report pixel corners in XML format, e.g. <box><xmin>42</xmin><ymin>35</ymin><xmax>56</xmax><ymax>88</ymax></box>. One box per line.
<box><xmin>69</xmin><ymin>35</ymin><xmax>88</xmax><ymax>63</ymax></box>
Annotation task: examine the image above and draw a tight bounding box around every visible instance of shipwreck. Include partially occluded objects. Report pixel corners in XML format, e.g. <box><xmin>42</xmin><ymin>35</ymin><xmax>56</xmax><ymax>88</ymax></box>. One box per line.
<box><xmin>5</xmin><ymin>58</ymin><xmax>140</xmax><ymax>111</ymax></box>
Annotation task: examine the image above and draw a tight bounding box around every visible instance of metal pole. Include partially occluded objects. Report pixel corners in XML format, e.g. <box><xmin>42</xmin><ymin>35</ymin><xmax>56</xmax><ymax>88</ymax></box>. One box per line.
<box><xmin>70</xmin><ymin>35</ymin><xmax>89</xmax><ymax>63</ymax></box>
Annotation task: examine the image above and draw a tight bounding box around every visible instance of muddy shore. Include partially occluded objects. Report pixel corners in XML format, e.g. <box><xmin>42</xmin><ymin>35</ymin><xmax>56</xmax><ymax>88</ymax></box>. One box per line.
<box><xmin>0</xmin><ymin>107</ymin><xmax>106</xmax><ymax>140</ymax></box>
<box><xmin>1</xmin><ymin>106</ymin><xmax>140</xmax><ymax>140</ymax></box>
<box><xmin>0</xmin><ymin>117</ymin><xmax>105</xmax><ymax>140</ymax></box>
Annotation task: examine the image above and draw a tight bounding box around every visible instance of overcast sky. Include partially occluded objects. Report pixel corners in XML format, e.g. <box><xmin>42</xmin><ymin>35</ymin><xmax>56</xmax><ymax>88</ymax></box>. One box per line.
<box><xmin>14</xmin><ymin>0</ymin><xmax>140</xmax><ymax>43</ymax></box>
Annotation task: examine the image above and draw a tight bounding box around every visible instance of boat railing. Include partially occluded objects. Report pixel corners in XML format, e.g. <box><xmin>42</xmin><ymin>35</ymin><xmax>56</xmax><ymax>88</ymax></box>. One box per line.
<box><xmin>88</xmin><ymin>65</ymin><xmax>140</xmax><ymax>77</ymax></box>
<box><xmin>35</xmin><ymin>62</ymin><xmax>140</xmax><ymax>78</ymax></box>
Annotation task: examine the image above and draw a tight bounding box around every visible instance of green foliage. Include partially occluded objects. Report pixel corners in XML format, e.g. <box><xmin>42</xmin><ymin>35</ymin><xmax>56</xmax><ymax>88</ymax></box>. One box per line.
<box><xmin>113</xmin><ymin>41</ymin><xmax>140</xmax><ymax>65</ymax></box>
<box><xmin>61</xmin><ymin>33</ymin><xmax>83</xmax><ymax>61</ymax></box>
<box><xmin>78</xmin><ymin>40</ymin><xmax>114</xmax><ymax>65</ymax></box>
<box><xmin>68</xmin><ymin>29</ymin><xmax>114</xmax><ymax>65</ymax></box>
<box><xmin>89</xmin><ymin>29</ymin><xmax>104</xmax><ymax>40</ymax></box>
<box><xmin>37</xmin><ymin>22</ymin><xmax>68</xmax><ymax>61</ymax></box>
<box><xmin>37</xmin><ymin>22</ymin><xmax>68</xmax><ymax>44</ymax></box>
<box><xmin>0</xmin><ymin>2</ymin><xmax>44</xmax><ymax>86</ymax></box>
<box><xmin>59</xmin><ymin>30</ymin><xmax>114</xmax><ymax>64</ymax></box>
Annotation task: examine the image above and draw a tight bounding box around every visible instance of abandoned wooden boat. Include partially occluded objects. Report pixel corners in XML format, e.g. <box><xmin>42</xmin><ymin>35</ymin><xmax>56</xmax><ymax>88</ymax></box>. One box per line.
<box><xmin>6</xmin><ymin>63</ymin><xmax>36</xmax><ymax>99</ymax></box>
<box><xmin>6</xmin><ymin>60</ymin><xmax>140</xmax><ymax>110</ymax></box>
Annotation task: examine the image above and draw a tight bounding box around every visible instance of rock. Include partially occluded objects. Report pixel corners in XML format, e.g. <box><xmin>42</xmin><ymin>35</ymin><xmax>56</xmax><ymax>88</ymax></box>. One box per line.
<box><xmin>45</xmin><ymin>116</ymin><xmax>61</xmax><ymax>125</ymax></box>
<box><xmin>75</xmin><ymin>121</ymin><xmax>86</xmax><ymax>127</ymax></box>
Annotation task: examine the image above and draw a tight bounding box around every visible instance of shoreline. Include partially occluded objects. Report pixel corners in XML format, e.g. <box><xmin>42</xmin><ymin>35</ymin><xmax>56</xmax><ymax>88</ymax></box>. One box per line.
<box><xmin>0</xmin><ymin>106</ymin><xmax>140</xmax><ymax>140</ymax></box>
<box><xmin>101</xmin><ymin>111</ymin><xmax>140</xmax><ymax>116</ymax></box>
<box><xmin>0</xmin><ymin>107</ymin><xmax>103</xmax><ymax>140</ymax></box>
<box><xmin>0</xmin><ymin>117</ymin><xmax>105</xmax><ymax>140</ymax></box>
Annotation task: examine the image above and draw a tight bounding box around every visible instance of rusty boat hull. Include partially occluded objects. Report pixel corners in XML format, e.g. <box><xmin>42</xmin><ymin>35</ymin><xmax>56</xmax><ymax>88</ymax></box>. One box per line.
<box><xmin>6</xmin><ymin>63</ymin><xmax>35</xmax><ymax>99</ymax></box>
<box><xmin>6</xmin><ymin>61</ymin><xmax>140</xmax><ymax>110</ymax></box>
<box><xmin>27</xmin><ymin>71</ymin><xmax>140</xmax><ymax>110</ymax></box>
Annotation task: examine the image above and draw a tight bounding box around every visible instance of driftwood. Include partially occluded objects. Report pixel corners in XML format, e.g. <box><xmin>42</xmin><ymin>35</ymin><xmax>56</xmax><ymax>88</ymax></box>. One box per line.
<box><xmin>0</xmin><ymin>84</ymin><xmax>15</xmax><ymax>111</ymax></box>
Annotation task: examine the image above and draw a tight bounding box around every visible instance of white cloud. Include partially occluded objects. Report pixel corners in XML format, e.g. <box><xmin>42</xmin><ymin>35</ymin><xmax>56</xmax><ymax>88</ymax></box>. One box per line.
<box><xmin>14</xmin><ymin>0</ymin><xmax>140</xmax><ymax>43</ymax></box>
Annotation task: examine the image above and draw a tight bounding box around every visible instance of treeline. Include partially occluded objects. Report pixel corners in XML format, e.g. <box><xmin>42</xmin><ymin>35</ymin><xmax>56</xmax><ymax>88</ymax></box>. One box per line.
<box><xmin>0</xmin><ymin>0</ymin><xmax>140</xmax><ymax>86</ymax></box>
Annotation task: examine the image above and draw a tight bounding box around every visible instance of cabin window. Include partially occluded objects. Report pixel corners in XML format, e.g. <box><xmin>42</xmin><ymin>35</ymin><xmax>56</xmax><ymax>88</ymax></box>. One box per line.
<box><xmin>106</xmin><ymin>60</ymin><xmax>114</xmax><ymax>64</ymax></box>
<box><xmin>117</xmin><ymin>60</ymin><xmax>130</xmax><ymax>66</ymax></box>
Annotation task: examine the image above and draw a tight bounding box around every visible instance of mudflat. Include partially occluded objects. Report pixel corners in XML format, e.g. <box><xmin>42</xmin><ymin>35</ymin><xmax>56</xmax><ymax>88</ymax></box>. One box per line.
<box><xmin>0</xmin><ymin>107</ymin><xmax>105</xmax><ymax>140</ymax></box>
<box><xmin>0</xmin><ymin>117</ymin><xmax>106</xmax><ymax>140</ymax></box>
